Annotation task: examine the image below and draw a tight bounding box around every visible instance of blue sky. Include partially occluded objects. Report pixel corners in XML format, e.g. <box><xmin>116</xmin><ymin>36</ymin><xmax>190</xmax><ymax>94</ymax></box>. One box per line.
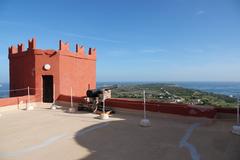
<box><xmin>0</xmin><ymin>0</ymin><xmax>240</xmax><ymax>83</ymax></box>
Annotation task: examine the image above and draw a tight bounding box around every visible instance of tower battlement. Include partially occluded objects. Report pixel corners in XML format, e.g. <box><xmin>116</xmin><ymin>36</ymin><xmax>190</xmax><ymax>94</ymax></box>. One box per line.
<box><xmin>17</xmin><ymin>43</ymin><xmax>24</xmax><ymax>53</ymax></box>
<box><xmin>28</xmin><ymin>38</ymin><xmax>36</xmax><ymax>50</ymax></box>
<box><xmin>8</xmin><ymin>45</ymin><xmax>17</xmax><ymax>54</ymax></box>
<box><xmin>59</xmin><ymin>40</ymin><xmax>69</xmax><ymax>51</ymax></box>
<box><xmin>8</xmin><ymin>38</ymin><xmax>96</xmax><ymax>60</ymax></box>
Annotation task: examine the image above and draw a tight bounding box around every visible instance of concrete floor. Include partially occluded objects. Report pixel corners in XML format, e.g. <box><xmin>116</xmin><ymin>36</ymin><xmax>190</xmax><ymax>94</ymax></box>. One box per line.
<box><xmin>0</xmin><ymin>104</ymin><xmax>239</xmax><ymax>160</ymax></box>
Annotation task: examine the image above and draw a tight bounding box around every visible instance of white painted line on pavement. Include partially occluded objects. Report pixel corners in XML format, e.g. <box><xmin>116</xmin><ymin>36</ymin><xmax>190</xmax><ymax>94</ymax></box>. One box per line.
<box><xmin>179</xmin><ymin>123</ymin><xmax>201</xmax><ymax>160</ymax></box>
<box><xmin>0</xmin><ymin>122</ymin><xmax>109</xmax><ymax>158</ymax></box>
<box><xmin>0</xmin><ymin>133</ymin><xmax>67</xmax><ymax>158</ymax></box>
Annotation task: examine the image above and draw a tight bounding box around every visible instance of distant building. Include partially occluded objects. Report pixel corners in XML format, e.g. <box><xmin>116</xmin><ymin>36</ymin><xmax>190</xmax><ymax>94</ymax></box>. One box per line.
<box><xmin>8</xmin><ymin>38</ymin><xmax>96</xmax><ymax>102</ymax></box>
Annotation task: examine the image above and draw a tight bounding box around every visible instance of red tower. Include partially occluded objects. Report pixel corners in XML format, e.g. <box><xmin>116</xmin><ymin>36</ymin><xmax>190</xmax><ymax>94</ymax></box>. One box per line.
<box><xmin>8</xmin><ymin>38</ymin><xmax>96</xmax><ymax>103</ymax></box>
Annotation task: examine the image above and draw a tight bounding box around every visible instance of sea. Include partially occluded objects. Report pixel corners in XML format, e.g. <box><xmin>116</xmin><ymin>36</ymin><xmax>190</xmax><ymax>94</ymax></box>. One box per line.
<box><xmin>0</xmin><ymin>83</ymin><xmax>9</xmax><ymax>98</ymax></box>
<box><xmin>1</xmin><ymin>82</ymin><xmax>240</xmax><ymax>98</ymax></box>
<box><xmin>174</xmin><ymin>82</ymin><xmax>240</xmax><ymax>97</ymax></box>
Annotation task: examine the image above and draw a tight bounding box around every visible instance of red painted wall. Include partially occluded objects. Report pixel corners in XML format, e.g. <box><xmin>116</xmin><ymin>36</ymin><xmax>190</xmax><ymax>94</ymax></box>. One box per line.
<box><xmin>8</xmin><ymin>38</ymin><xmax>96</xmax><ymax>101</ymax></box>
<box><xmin>34</xmin><ymin>49</ymin><xmax>60</xmax><ymax>99</ymax></box>
<box><xmin>59</xmin><ymin>50</ymin><xmax>96</xmax><ymax>98</ymax></box>
<box><xmin>215</xmin><ymin>108</ymin><xmax>237</xmax><ymax>114</ymax></box>
<box><xmin>9</xmin><ymin>48</ymin><xmax>35</xmax><ymax>97</ymax></box>
<box><xmin>105</xmin><ymin>98</ymin><xmax>217</xmax><ymax>118</ymax></box>
<box><xmin>0</xmin><ymin>95</ymin><xmax>38</xmax><ymax>107</ymax></box>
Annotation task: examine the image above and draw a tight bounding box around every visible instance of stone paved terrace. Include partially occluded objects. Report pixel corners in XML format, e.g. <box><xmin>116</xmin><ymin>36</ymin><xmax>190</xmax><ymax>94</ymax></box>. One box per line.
<box><xmin>0</xmin><ymin>104</ymin><xmax>239</xmax><ymax>160</ymax></box>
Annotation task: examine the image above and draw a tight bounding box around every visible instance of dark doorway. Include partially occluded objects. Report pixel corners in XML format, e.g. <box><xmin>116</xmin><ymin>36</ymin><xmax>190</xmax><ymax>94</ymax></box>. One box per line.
<box><xmin>42</xmin><ymin>75</ymin><xmax>53</xmax><ymax>103</ymax></box>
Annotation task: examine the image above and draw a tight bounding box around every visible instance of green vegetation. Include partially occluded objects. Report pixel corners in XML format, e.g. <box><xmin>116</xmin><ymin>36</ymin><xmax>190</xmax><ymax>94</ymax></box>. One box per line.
<box><xmin>111</xmin><ymin>83</ymin><xmax>237</xmax><ymax>108</ymax></box>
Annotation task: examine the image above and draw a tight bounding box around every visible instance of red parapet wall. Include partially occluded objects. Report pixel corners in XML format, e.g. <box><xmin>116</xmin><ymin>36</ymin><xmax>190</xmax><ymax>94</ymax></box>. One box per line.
<box><xmin>0</xmin><ymin>95</ymin><xmax>39</xmax><ymax>107</ymax></box>
<box><xmin>56</xmin><ymin>94</ymin><xmax>86</xmax><ymax>103</ymax></box>
<box><xmin>105</xmin><ymin>98</ymin><xmax>217</xmax><ymax>118</ymax></box>
<box><xmin>215</xmin><ymin>107</ymin><xmax>237</xmax><ymax>114</ymax></box>
<box><xmin>1</xmin><ymin>96</ymin><xmax>236</xmax><ymax>118</ymax></box>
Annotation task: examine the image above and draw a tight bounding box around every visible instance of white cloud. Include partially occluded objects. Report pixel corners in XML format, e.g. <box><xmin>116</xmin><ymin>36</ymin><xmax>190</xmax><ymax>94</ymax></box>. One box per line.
<box><xmin>104</xmin><ymin>48</ymin><xmax>168</xmax><ymax>57</ymax></box>
<box><xmin>0</xmin><ymin>20</ymin><xmax>123</xmax><ymax>44</ymax></box>
<box><xmin>59</xmin><ymin>31</ymin><xmax>124</xmax><ymax>44</ymax></box>
<box><xmin>141</xmin><ymin>49</ymin><xmax>167</xmax><ymax>54</ymax></box>
<box><xmin>196</xmin><ymin>10</ymin><xmax>205</xmax><ymax>15</ymax></box>
<box><xmin>184</xmin><ymin>48</ymin><xmax>204</xmax><ymax>53</ymax></box>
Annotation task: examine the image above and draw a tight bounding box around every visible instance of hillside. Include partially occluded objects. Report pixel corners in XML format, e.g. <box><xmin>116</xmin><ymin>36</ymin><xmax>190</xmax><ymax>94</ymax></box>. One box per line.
<box><xmin>111</xmin><ymin>83</ymin><xmax>237</xmax><ymax>108</ymax></box>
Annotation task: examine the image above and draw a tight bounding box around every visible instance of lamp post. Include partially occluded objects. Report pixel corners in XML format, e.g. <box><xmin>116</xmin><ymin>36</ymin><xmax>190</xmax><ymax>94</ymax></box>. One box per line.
<box><xmin>26</xmin><ymin>86</ymin><xmax>34</xmax><ymax>110</ymax></box>
<box><xmin>140</xmin><ymin>90</ymin><xmax>151</xmax><ymax>127</ymax></box>
<box><xmin>68</xmin><ymin>87</ymin><xmax>76</xmax><ymax>113</ymax></box>
<box><xmin>237</xmin><ymin>97</ymin><xmax>239</xmax><ymax>125</ymax></box>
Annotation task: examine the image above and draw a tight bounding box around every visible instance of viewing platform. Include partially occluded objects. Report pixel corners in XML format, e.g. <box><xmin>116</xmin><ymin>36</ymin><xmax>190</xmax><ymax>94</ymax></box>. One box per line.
<box><xmin>0</xmin><ymin>104</ymin><xmax>239</xmax><ymax>160</ymax></box>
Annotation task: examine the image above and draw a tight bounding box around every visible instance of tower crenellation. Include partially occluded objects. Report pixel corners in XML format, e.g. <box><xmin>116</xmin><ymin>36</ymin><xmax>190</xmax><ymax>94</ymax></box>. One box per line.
<box><xmin>28</xmin><ymin>38</ymin><xmax>36</xmax><ymax>50</ymax></box>
<box><xmin>76</xmin><ymin>44</ymin><xmax>84</xmax><ymax>55</ymax></box>
<box><xmin>59</xmin><ymin>40</ymin><xmax>70</xmax><ymax>51</ymax></box>
<box><xmin>17</xmin><ymin>43</ymin><xmax>24</xmax><ymax>53</ymax></box>
<box><xmin>8</xmin><ymin>45</ymin><xmax>17</xmax><ymax>54</ymax></box>
<box><xmin>8</xmin><ymin>38</ymin><xmax>96</xmax><ymax>60</ymax></box>
<box><xmin>88</xmin><ymin>48</ymin><xmax>96</xmax><ymax>55</ymax></box>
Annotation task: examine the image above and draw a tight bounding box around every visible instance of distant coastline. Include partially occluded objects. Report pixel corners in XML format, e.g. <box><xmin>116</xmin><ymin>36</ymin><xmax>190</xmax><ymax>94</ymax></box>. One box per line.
<box><xmin>1</xmin><ymin>81</ymin><xmax>240</xmax><ymax>98</ymax></box>
<box><xmin>97</xmin><ymin>81</ymin><xmax>240</xmax><ymax>97</ymax></box>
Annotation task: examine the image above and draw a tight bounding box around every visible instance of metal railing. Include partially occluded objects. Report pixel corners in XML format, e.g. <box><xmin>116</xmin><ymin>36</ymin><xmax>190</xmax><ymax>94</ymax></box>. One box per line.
<box><xmin>0</xmin><ymin>86</ymin><xmax>43</xmax><ymax>104</ymax></box>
